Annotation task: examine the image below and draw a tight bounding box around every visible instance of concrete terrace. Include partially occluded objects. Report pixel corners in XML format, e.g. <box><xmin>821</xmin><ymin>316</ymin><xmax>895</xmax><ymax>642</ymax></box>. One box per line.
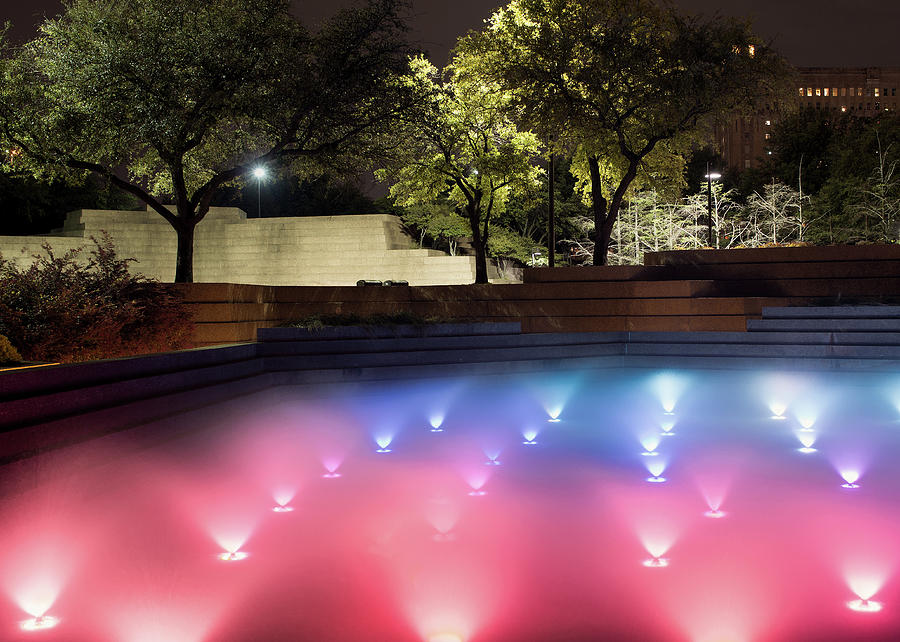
<box><xmin>0</xmin><ymin>208</ymin><xmax>478</xmax><ymax>286</ymax></box>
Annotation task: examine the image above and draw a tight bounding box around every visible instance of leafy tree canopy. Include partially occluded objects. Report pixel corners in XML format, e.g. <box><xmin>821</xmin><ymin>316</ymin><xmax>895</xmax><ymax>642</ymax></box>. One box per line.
<box><xmin>376</xmin><ymin>55</ymin><xmax>543</xmax><ymax>283</ymax></box>
<box><xmin>0</xmin><ymin>0</ymin><xmax>417</xmax><ymax>281</ymax></box>
<box><xmin>458</xmin><ymin>0</ymin><xmax>791</xmax><ymax>264</ymax></box>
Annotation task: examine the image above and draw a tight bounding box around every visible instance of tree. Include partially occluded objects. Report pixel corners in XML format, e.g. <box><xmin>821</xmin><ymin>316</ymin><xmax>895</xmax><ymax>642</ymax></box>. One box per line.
<box><xmin>376</xmin><ymin>56</ymin><xmax>543</xmax><ymax>283</ymax></box>
<box><xmin>0</xmin><ymin>0</ymin><xmax>416</xmax><ymax>282</ymax></box>
<box><xmin>744</xmin><ymin>181</ymin><xmax>805</xmax><ymax>245</ymax></box>
<box><xmin>459</xmin><ymin>0</ymin><xmax>790</xmax><ymax>265</ymax></box>
<box><xmin>399</xmin><ymin>202</ymin><xmax>470</xmax><ymax>254</ymax></box>
<box><xmin>851</xmin><ymin>132</ymin><xmax>900</xmax><ymax>242</ymax></box>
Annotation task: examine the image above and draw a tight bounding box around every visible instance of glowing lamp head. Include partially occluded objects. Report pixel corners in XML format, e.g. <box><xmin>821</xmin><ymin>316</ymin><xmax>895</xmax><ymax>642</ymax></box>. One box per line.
<box><xmin>769</xmin><ymin>401</ymin><xmax>787</xmax><ymax>419</ymax></box>
<box><xmin>522</xmin><ymin>428</ymin><xmax>539</xmax><ymax>445</ymax></box>
<box><xmin>797</xmin><ymin>414</ymin><xmax>816</xmax><ymax>430</ymax></box>
<box><xmin>796</xmin><ymin>432</ymin><xmax>817</xmax><ymax>453</ymax></box>
<box><xmin>375</xmin><ymin>434</ymin><xmax>393</xmax><ymax>453</ymax></box>
<box><xmin>704</xmin><ymin>508</ymin><xmax>726</xmax><ymax>518</ymax></box>
<box><xmin>847</xmin><ymin>598</ymin><xmax>883</xmax><ymax>612</ymax></box>
<box><xmin>660</xmin><ymin>420</ymin><xmax>676</xmax><ymax>435</ymax></box>
<box><xmin>272</xmin><ymin>504</ymin><xmax>294</xmax><ymax>513</ymax></box>
<box><xmin>645</xmin><ymin>459</ymin><xmax>667</xmax><ymax>482</ymax></box>
<box><xmin>322</xmin><ymin>458</ymin><xmax>342</xmax><ymax>478</ymax></box>
<box><xmin>20</xmin><ymin>615</ymin><xmax>60</xmax><ymax>631</ymax></box>
<box><xmin>483</xmin><ymin>448</ymin><xmax>501</xmax><ymax>465</ymax></box>
<box><xmin>464</xmin><ymin>469</ymin><xmax>489</xmax><ymax>496</ymax></box>
<box><xmin>642</xmin><ymin>556</ymin><xmax>669</xmax><ymax>568</ymax></box>
<box><xmin>840</xmin><ymin>470</ymin><xmax>861</xmax><ymax>488</ymax></box>
<box><xmin>429</xmin><ymin>634</ymin><xmax>463</xmax><ymax>642</ymax></box>
<box><xmin>252</xmin><ymin>167</ymin><xmax>266</xmax><ymax>179</ymax></box>
<box><xmin>217</xmin><ymin>550</ymin><xmax>248</xmax><ymax>562</ymax></box>
<box><xmin>640</xmin><ymin>434</ymin><xmax>661</xmax><ymax>456</ymax></box>
<box><xmin>429</xmin><ymin>415</ymin><xmax>445</xmax><ymax>432</ymax></box>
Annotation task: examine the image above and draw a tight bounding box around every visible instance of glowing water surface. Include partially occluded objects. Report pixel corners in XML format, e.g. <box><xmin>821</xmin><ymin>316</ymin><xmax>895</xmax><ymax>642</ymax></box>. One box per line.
<box><xmin>2</xmin><ymin>368</ymin><xmax>900</xmax><ymax>641</ymax></box>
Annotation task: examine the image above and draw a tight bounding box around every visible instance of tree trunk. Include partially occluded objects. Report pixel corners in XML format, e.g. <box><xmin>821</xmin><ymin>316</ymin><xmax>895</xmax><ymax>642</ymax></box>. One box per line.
<box><xmin>468</xmin><ymin>204</ymin><xmax>489</xmax><ymax>284</ymax></box>
<box><xmin>173</xmin><ymin>219</ymin><xmax>196</xmax><ymax>283</ymax></box>
<box><xmin>588</xmin><ymin>156</ymin><xmax>609</xmax><ymax>265</ymax></box>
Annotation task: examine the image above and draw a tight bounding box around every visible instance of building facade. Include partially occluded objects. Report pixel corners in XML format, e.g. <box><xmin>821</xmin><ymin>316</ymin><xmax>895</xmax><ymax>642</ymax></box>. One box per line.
<box><xmin>717</xmin><ymin>67</ymin><xmax>900</xmax><ymax>172</ymax></box>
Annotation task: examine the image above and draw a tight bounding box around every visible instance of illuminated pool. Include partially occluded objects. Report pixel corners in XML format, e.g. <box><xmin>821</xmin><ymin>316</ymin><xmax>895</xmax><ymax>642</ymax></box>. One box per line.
<box><xmin>2</xmin><ymin>367</ymin><xmax>900</xmax><ymax>641</ymax></box>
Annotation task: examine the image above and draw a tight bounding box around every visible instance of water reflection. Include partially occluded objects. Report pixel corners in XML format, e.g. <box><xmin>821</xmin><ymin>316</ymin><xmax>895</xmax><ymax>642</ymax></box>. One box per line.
<box><xmin>1</xmin><ymin>368</ymin><xmax>899</xmax><ymax>640</ymax></box>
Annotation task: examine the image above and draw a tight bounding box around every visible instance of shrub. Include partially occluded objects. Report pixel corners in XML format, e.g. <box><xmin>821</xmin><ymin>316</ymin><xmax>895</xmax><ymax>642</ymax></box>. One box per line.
<box><xmin>0</xmin><ymin>235</ymin><xmax>193</xmax><ymax>362</ymax></box>
<box><xmin>0</xmin><ymin>333</ymin><xmax>21</xmax><ymax>364</ymax></box>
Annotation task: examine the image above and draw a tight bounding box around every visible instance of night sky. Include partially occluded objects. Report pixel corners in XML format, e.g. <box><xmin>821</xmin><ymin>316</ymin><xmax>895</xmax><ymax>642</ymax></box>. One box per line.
<box><xmin>2</xmin><ymin>0</ymin><xmax>900</xmax><ymax>68</ymax></box>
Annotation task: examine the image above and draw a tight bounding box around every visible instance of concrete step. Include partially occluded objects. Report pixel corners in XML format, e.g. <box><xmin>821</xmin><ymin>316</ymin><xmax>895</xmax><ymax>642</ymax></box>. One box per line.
<box><xmin>761</xmin><ymin>305</ymin><xmax>900</xmax><ymax>319</ymax></box>
<box><xmin>747</xmin><ymin>318</ymin><xmax>900</xmax><ymax>332</ymax></box>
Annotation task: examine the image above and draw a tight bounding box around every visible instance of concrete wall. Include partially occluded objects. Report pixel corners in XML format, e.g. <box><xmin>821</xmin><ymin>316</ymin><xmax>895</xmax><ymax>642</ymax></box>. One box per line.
<box><xmin>177</xmin><ymin>245</ymin><xmax>900</xmax><ymax>346</ymax></box>
<box><xmin>0</xmin><ymin>207</ymin><xmax>478</xmax><ymax>286</ymax></box>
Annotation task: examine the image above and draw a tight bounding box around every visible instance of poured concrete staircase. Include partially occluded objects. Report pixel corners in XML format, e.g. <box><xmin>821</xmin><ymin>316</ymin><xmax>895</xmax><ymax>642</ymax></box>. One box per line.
<box><xmin>622</xmin><ymin>305</ymin><xmax>900</xmax><ymax>370</ymax></box>
<box><xmin>0</xmin><ymin>208</ymin><xmax>479</xmax><ymax>286</ymax></box>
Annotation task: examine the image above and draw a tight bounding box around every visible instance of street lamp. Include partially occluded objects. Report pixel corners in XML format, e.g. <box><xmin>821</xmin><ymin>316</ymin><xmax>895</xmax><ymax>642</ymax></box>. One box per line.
<box><xmin>705</xmin><ymin>164</ymin><xmax>722</xmax><ymax>247</ymax></box>
<box><xmin>252</xmin><ymin>167</ymin><xmax>266</xmax><ymax>218</ymax></box>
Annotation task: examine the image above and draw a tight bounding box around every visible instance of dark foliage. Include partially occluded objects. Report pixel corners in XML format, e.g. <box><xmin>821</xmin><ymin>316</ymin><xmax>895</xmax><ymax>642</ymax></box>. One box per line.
<box><xmin>0</xmin><ymin>235</ymin><xmax>193</xmax><ymax>362</ymax></box>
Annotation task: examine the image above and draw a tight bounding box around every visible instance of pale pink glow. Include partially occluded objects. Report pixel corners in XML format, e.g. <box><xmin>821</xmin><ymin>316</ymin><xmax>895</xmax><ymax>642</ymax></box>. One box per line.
<box><xmin>690</xmin><ymin>455</ymin><xmax>739</xmax><ymax>518</ymax></box>
<box><xmin>217</xmin><ymin>550</ymin><xmax>248</xmax><ymax>562</ymax></box>
<box><xmin>462</xmin><ymin>468</ymin><xmax>490</xmax><ymax>493</ymax></box>
<box><xmin>397</xmin><ymin>555</ymin><xmax>493</xmax><ymax>642</ymax></box>
<box><xmin>272</xmin><ymin>486</ymin><xmax>296</xmax><ymax>508</ymax></box>
<box><xmin>642</xmin><ymin>556</ymin><xmax>669</xmax><ymax>568</ymax></box>
<box><xmin>847</xmin><ymin>571</ymin><xmax>887</xmax><ymax>601</ymax></box>
<box><xmin>1</xmin><ymin>531</ymin><xmax>74</xmax><ymax>621</ymax></box>
<box><xmin>639</xmin><ymin>534</ymin><xmax>675</xmax><ymax>561</ymax></box>
<box><xmin>103</xmin><ymin>595</ymin><xmax>232</xmax><ymax>642</ymax></box>
<box><xmin>425</xmin><ymin>497</ymin><xmax>460</xmax><ymax>539</ymax></box>
<box><xmin>522</xmin><ymin>427</ymin><xmax>539</xmax><ymax>444</ymax></box>
<box><xmin>321</xmin><ymin>456</ymin><xmax>343</xmax><ymax>473</ymax></box>
<box><xmin>272</xmin><ymin>505</ymin><xmax>295</xmax><ymax>513</ymax></box>
<box><xmin>19</xmin><ymin>614</ymin><xmax>60</xmax><ymax>631</ymax></box>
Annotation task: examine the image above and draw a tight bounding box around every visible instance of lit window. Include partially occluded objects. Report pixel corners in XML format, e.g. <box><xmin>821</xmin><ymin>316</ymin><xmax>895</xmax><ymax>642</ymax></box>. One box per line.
<box><xmin>842</xmin><ymin>87</ymin><xmax>847</xmax><ymax>96</ymax></box>
<box><xmin>858</xmin><ymin>88</ymin><xmax>863</xmax><ymax>96</ymax></box>
<box><xmin>748</xmin><ymin>44</ymin><xmax>756</xmax><ymax>57</ymax></box>
<box><xmin>807</xmin><ymin>87</ymin><xmax>813</xmax><ymax>96</ymax></box>
<box><xmin>764</xmin><ymin>133</ymin><xmax>771</xmax><ymax>139</ymax></box>
<box><xmin>875</xmin><ymin>88</ymin><xmax>880</xmax><ymax>97</ymax></box>
<box><xmin>798</xmin><ymin>87</ymin><xmax>805</xmax><ymax>96</ymax></box>
<box><xmin>833</xmin><ymin>88</ymin><xmax>838</xmax><ymax>96</ymax></box>
<box><xmin>816</xmin><ymin>88</ymin><xmax>821</xmax><ymax>96</ymax></box>
<box><xmin>824</xmin><ymin>88</ymin><xmax>829</xmax><ymax>96</ymax></box>
<box><xmin>744</xmin><ymin>159</ymin><xmax>751</xmax><ymax>169</ymax></box>
<box><xmin>841</xmin><ymin>105</ymin><xmax>847</xmax><ymax>112</ymax></box>
<box><xmin>765</xmin><ymin>119</ymin><xmax>771</xmax><ymax>126</ymax></box>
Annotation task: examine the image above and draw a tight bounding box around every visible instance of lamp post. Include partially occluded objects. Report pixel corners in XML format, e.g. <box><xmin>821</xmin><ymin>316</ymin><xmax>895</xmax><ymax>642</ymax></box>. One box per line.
<box><xmin>705</xmin><ymin>164</ymin><xmax>722</xmax><ymax>247</ymax></box>
<box><xmin>252</xmin><ymin>167</ymin><xmax>266</xmax><ymax>218</ymax></box>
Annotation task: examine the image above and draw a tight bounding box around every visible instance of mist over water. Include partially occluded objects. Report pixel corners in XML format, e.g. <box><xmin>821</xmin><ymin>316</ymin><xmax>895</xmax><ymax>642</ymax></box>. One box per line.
<box><xmin>2</xmin><ymin>368</ymin><xmax>900</xmax><ymax>641</ymax></box>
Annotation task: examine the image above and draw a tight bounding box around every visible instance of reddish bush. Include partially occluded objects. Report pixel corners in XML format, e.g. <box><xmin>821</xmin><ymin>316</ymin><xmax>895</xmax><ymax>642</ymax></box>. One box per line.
<box><xmin>0</xmin><ymin>235</ymin><xmax>193</xmax><ymax>362</ymax></box>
